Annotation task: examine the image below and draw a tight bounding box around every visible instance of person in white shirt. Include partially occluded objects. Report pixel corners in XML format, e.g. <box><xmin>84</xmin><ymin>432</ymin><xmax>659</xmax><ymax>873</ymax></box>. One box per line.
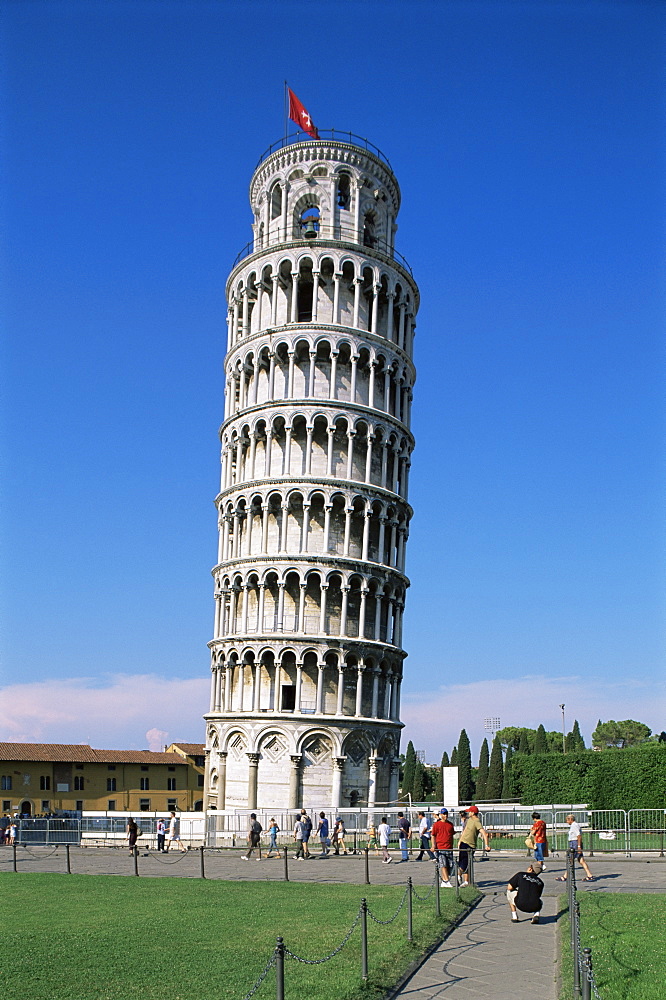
<box><xmin>556</xmin><ymin>814</ymin><xmax>594</xmax><ymax>881</ymax></box>
<box><xmin>415</xmin><ymin>811</ymin><xmax>436</xmax><ymax>861</ymax></box>
<box><xmin>378</xmin><ymin>816</ymin><xmax>392</xmax><ymax>864</ymax></box>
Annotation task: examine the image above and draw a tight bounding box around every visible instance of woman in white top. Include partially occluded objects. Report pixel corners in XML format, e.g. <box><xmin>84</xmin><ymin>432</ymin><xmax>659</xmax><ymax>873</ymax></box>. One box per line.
<box><xmin>378</xmin><ymin>816</ymin><xmax>392</xmax><ymax>864</ymax></box>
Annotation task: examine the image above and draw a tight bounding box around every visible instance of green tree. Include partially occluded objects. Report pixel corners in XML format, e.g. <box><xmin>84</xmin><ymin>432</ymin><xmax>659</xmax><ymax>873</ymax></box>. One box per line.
<box><xmin>413</xmin><ymin>760</ymin><xmax>426</xmax><ymax>801</ymax></box>
<box><xmin>565</xmin><ymin>719</ymin><xmax>586</xmax><ymax>752</ymax></box>
<box><xmin>592</xmin><ymin>720</ymin><xmax>652</xmax><ymax>749</ymax></box>
<box><xmin>485</xmin><ymin>736</ymin><xmax>504</xmax><ymax>799</ymax></box>
<box><xmin>440</xmin><ymin>750</ymin><xmax>450</xmax><ymax>768</ymax></box>
<box><xmin>501</xmin><ymin>745</ymin><xmax>514</xmax><ymax>798</ymax></box>
<box><xmin>517</xmin><ymin>730</ymin><xmax>531</xmax><ymax>754</ymax></box>
<box><xmin>450</xmin><ymin>746</ymin><xmax>458</xmax><ymax>767</ymax></box>
<box><xmin>457</xmin><ymin>729</ymin><xmax>474</xmax><ymax>801</ymax></box>
<box><xmin>534</xmin><ymin>724</ymin><xmax>549</xmax><ymax>754</ymax></box>
<box><xmin>476</xmin><ymin>739</ymin><xmax>489</xmax><ymax>800</ymax></box>
<box><xmin>402</xmin><ymin>740</ymin><xmax>416</xmax><ymax>795</ymax></box>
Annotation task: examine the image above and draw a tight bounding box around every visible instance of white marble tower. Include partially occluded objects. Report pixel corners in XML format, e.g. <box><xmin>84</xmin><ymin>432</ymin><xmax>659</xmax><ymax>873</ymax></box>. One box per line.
<box><xmin>203</xmin><ymin>132</ymin><xmax>418</xmax><ymax>813</ymax></box>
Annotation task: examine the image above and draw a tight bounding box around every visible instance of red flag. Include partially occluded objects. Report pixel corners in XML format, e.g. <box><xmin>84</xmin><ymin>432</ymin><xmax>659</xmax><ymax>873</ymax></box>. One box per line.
<box><xmin>288</xmin><ymin>88</ymin><xmax>319</xmax><ymax>139</ymax></box>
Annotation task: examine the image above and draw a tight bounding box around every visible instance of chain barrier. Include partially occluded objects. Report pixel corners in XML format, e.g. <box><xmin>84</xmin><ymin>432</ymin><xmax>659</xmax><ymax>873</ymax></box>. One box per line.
<box><xmin>144</xmin><ymin>851</ymin><xmax>191</xmax><ymax>865</ymax></box>
<box><xmin>567</xmin><ymin>849</ymin><xmax>604</xmax><ymax>1000</ymax></box>
<box><xmin>574</xmin><ymin>897</ymin><xmax>604</xmax><ymax>999</ymax></box>
<box><xmin>411</xmin><ymin>870</ymin><xmax>437</xmax><ymax>902</ymax></box>
<box><xmin>20</xmin><ymin>845</ymin><xmax>61</xmax><ymax>860</ymax></box>
<box><xmin>366</xmin><ymin>885</ymin><xmax>409</xmax><ymax>925</ymax></box>
<box><xmin>240</xmin><ymin>952</ymin><xmax>277</xmax><ymax>1000</ymax></box>
<box><xmin>284</xmin><ymin>907</ymin><xmax>362</xmax><ymax>965</ymax></box>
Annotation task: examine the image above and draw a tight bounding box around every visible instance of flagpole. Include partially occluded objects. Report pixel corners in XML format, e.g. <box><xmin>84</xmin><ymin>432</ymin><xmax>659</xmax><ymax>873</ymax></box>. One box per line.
<box><xmin>283</xmin><ymin>81</ymin><xmax>288</xmax><ymax>144</ymax></box>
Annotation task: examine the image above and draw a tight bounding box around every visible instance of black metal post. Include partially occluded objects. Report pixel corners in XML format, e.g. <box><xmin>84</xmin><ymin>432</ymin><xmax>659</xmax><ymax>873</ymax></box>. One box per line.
<box><xmin>454</xmin><ymin>859</ymin><xmax>460</xmax><ymax>901</ymax></box>
<box><xmin>364</xmin><ymin>847</ymin><xmax>370</xmax><ymax>885</ymax></box>
<box><xmin>275</xmin><ymin>937</ymin><xmax>285</xmax><ymax>1000</ymax></box>
<box><xmin>581</xmin><ymin>948</ymin><xmax>592</xmax><ymax>1000</ymax></box>
<box><xmin>283</xmin><ymin>845</ymin><xmax>289</xmax><ymax>882</ymax></box>
<box><xmin>407</xmin><ymin>877</ymin><xmax>413</xmax><ymax>942</ymax></box>
<box><xmin>66</xmin><ymin>843</ymin><xmax>71</xmax><ymax>874</ymax></box>
<box><xmin>200</xmin><ymin>845</ymin><xmax>206</xmax><ymax>879</ymax></box>
<box><xmin>360</xmin><ymin>899</ymin><xmax>368</xmax><ymax>980</ymax></box>
<box><xmin>13</xmin><ymin>842</ymin><xmax>17</xmax><ymax>872</ymax></box>
<box><xmin>133</xmin><ymin>848</ymin><xmax>139</xmax><ymax>876</ymax></box>
<box><xmin>435</xmin><ymin>869</ymin><xmax>441</xmax><ymax>917</ymax></box>
<box><xmin>353</xmin><ymin>829</ymin><xmax>357</xmax><ymax>853</ymax></box>
<box><xmin>468</xmin><ymin>850</ymin><xmax>475</xmax><ymax>888</ymax></box>
<box><xmin>573</xmin><ymin>900</ymin><xmax>581</xmax><ymax>997</ymax></box>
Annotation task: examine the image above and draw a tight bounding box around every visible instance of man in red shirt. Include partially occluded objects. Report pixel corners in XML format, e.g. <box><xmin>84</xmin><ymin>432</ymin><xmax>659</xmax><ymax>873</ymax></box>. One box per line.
<box><xmin>431</xmin><ymin>808</ymin><xmax>455</xmax><ymax>887</ymax></box>
<box><xmin>530</xmin><ymin>812</ymin><xmax>548</xmax><ymax>870</ymax></box>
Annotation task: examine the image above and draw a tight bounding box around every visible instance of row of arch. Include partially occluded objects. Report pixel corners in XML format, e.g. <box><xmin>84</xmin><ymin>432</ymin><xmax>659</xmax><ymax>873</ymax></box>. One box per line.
<box><xmin>208</xmin><ymin>647</ymin><xmax>403</xmax><ymax>721</ymax></box>
<box><xmin>216</xmin><ymin>490</ymin><xmax>409</xmax><ymax>573</ymax></box>
<box><xmin>227</xmin><ymin>255</ymin><xmax>417</xmax><ymax>352</ymax></box>
<box><xmin>220</xmin><ymin>416</ymin><xmax>411</xmax><ymax>498</ymax></box>
<box><xmin>212</xmin><ymin>568</ymin><xmax>406</xmax><ymax>647</ymax></box>
<box><xmin>224</xmin><ymin>336</ymin><xmax>413</xmax><ymax>425</ymax></box>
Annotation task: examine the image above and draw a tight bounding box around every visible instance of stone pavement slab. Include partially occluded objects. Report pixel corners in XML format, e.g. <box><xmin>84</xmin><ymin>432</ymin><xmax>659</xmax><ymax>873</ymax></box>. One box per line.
<box><xmin>395</xmin><ymin>892</ymin><xmax>560</xmax><ymax>1000</ymax></box>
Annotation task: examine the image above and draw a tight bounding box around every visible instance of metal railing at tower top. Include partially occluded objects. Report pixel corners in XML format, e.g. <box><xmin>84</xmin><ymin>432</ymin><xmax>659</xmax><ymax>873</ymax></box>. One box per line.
<box><xmin>254</xmin><ymin>130</ymin><xmax>394</xmax><ymax>172</ymax></box>
<box><xmin>230</xmin><ymin>225</ymin><xmax>414</xmax><ymax>275</ymax></box>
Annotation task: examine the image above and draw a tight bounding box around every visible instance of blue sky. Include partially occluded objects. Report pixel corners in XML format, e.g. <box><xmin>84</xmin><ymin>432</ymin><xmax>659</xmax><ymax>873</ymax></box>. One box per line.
<box><xmin>2</xmin><ymin>0</ymin><xmax>664</xmax><ymax>762</ymax></box>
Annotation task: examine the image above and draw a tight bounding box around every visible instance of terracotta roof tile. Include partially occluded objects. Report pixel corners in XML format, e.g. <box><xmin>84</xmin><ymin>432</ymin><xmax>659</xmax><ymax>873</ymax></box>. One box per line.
<box><xmin>169</xmin><ymin>743</ymin><xmax>205</xmax><ymax>755</ymax></box>
<box><xmin>0</xmin><ymin>743</ymin><xmax>187</xmax><ymax>766</ymax></box>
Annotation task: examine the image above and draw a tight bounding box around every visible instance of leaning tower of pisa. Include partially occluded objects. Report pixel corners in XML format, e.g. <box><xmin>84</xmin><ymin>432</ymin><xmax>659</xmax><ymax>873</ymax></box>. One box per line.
<box><xmin>203</xmin><ymin>131</ymin><xmax>418</xmax><ymax>814</ymax></box>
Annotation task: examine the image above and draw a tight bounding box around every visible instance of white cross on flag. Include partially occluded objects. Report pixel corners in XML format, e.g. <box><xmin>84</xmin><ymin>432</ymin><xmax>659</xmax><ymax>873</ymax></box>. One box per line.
<box><xmin>288</xmin><ymin>88</ymin><xmax>320</xmax><ymax>139</ymax></box>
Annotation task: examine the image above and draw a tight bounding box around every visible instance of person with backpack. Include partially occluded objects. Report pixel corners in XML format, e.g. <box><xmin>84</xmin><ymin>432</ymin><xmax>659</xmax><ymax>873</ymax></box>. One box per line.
<box><xmin>242</xmin><ymin>813</ymin><xmax>263</xmax><ymax>860</ymax></box>
<box><xmin>397</xmin><ymin>811</ymin><xmax>411</xmax><ymax>862</ymax></box>
<box><xmin>265</xmin><ymin>818</ymin><xmax>280</xmax><ymax>858</ymax></box>
<box><xmin>300</xmin><ymin>809</ymin><xmax>313</xmax><ymax>858</ymax></box>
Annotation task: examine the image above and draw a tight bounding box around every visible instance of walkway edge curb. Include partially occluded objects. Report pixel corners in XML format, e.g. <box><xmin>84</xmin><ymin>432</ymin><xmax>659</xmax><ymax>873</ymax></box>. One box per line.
<box><xmin>382</xmin><ymin>891</ymin><xmax>485</xmax><ymax>1000</ymax></box>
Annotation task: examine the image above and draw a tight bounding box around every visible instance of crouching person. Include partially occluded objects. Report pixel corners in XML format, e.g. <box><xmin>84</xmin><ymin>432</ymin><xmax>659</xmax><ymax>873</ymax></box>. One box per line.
<box><xmin>507</xmin><ymin>860</ymin><xmax>544</xmax><ymax>923</ymax></box>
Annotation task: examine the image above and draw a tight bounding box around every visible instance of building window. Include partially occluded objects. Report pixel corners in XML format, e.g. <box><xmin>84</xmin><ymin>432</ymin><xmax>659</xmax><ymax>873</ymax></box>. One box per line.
<box><xmin>194</xmin><ymin>756</ymin><xmax>204</xmax><ymax>767</ymax></box>
<box><xmin>108</xmin><ymin>800</ymin><xmax>116</xmax><ymax>811</ymax></box>
<box><xmin>139</xmin><ymin>799</ymin><xmax>150</xmax><ymax>811</ymax></box>
<box><xmin>140</xmin><ymin>778</ymin><xmax>149</xmax><ymax>791</ymax></box>
<box><xmin>107</xmin><ymin>778</ymin><xmax>117</xmax><ymax>792</ymax></box>
<box><xmin>75</xmin><ymin>764</ymin><xmax>84</xmax><ymax>770</ymax></box>
<box><xmin>74</xmin><ymin>776</ymin><xmax>84</xmax><ymax>791</ymax></box>
<box><xmin>197</xmin><ymin>774</ymin><xmax>204</xmax><ymax>788</ymax></box>
<box><xmin>1</xmin><ymin>776</ymin><xmax>12</xmax><ymax>791</ymax></box>
<box><xmin>167</xmin><ymin>799</ymin><xmax>177</xmax><ymax>811</ymax></box>
<box><xmin>168</xmin><ymin>766</ymin><xmax>176</xmax><ymax>772</ymax></box>
<box><xmin>167</xmin><ymin>778</ymin><xmax>176</xmax><ymax>791</ymax></box>
<box><xmin>40</xmin><ymin>775</ymin><xmax>51</xmax><ymax>790</ymax></box>
<box><xmin>140</xmin><ymin>765</ymin><xmax>148</xmax><ymax>771</ymax></box>
<box><xmin>3</xmin><ymin>800</ymin><xmax>10</xmax><ymax>811</ymax></box>
<box><xmin>76</xmin><ymin>800</ymin><xmax>83</xmax><ymax>811</ymax></box>
<box><xmin>41</xmin><ymin>800</ymin><xmax>50</xmax><ymax>811</ymax></box>
<box><xmin>107</xmin><ymin>765</ymin><xmax>116</xmax><ymax>771</ymax></box>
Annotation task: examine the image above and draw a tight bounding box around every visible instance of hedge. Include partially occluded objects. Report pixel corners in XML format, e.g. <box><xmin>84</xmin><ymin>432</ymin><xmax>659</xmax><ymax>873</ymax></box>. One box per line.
<box><xmin>509</xmin><ymin>744</ymin><xmax>666</xmax><ymax>809</ymax></box>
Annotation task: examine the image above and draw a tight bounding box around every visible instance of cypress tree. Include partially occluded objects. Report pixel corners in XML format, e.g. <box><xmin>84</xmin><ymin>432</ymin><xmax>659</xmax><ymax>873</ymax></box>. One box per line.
<box><xmin>571</xmin><ymin>719</ymin><xmax>585</xmax><ymax>750</ymax></box>
<box><xmin>501</xmin><ymin>745</ymin><xmax>514</xmax><ymax>798</ymax></box>
<box><xmin>486</xmin><ymin>736</ymin><xmax>504</xmax><ymax>799</ymax></box>
<box><xmin>441</xmin><ymin>751</ymin><xmax>450</xmax><ymax>768</ymax></box>
<box><xmin>450</xmin><ymin>746</ymin><xmax>458</xmax><ymax>767</ymax></box>
<box><xmin>517</xmin><ymin>730</ymin><xmax>530</xmax><ymax>754</ymax></box>
<box><xmin>413</xmin><ymin>760</ymin><xmax>425</xmax><ymax>802</ymax></box>
<box><xmin>402</xmin><ymin>740</ymin><xmax>416</xmax><ymax>796</ymax></box>
<box><xmin>458</xmin><ymin>729</ymin><xmax>474</xmax><ymax>801</ymax></box>
<box><xmin>476</xmin><ymin>738</ymin><xmax>489</xmax><ymax>800</ymax></box>
<box><xmin>534</xmin><ymin>724</ymin><xmax>548</xmax><ymax>754</ymax></box>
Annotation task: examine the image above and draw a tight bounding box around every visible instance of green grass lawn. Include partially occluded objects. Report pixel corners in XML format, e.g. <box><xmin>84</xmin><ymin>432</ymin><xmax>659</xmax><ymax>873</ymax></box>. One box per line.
<box><xmin>560</xmin><ymin>893</ymin><xmax>666</xmax><ymax>1000</ymax></box>
<box><xmin>2</xmin><ymin>873</ymin><xmax>478</xmax><ymax>1000</ymax></box>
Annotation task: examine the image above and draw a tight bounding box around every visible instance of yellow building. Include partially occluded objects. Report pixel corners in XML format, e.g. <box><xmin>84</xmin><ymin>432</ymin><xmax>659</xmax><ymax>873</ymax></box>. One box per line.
<box><xmin>166</xmin><ymin>742</ymin><xmax>206</xmax><ymax>810</ymax></box>
<box><xmin>0</xmin><ymin>743</ymin><xmax>201</xmax><ymax>816</ymax></box>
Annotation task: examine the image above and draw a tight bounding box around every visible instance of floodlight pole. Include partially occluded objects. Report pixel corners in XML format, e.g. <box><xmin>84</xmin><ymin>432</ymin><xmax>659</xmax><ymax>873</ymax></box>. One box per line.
<box><xmin>560</xmin><ymin>704</ymin><xmax>566</xmax><ymax>753</ymax></box>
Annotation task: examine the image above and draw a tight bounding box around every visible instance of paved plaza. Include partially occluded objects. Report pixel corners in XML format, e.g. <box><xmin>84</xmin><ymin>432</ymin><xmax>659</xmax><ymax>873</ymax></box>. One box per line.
<box><xmin>2</xmin><ymin>846</ymin><xmax>664</xmax><ymax>999</ymax></box>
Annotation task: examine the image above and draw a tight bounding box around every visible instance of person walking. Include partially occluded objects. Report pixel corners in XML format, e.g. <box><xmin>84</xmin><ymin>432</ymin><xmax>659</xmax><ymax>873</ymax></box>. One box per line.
<box><xmin>415</xmin><ymin>811</ymin><xmax>436</xmax><ymax>860</ymax></box>
<box><xmin>431</xmin><ymin>808</ymin><xmax>455</xmax><ymax>887</ymax></box>
<box><xmin>265</xmin><ymin>818</ymin><xmax>280</xmax><ymax>857</ymax></box>
<box><xmin>530</xmin><ymin>812</ymin><xmax>548</xmax><ymax>870</ymax></box>
<box><xmin>378</xmin><ymin>815</ymin><xmax>392</xmax><ymax>863</ymax></box>
<box><xmin>292</xmin><ymin>815</ymin><xmax>306</xmax><ymax>859</ymax></box>
<box><xmin>333</xmin><ymin>817</ymin><xmax>348</xmax><ymax>855</ymax></box>
<box><xmin>557</xmin><ymin>814</ymin><xmax>594</xmax><ymax>882</ymax></box>
<box><xmin>156</xmin><ymin>817</ymin><xmax>166</xmax><ymax>852</ymax></box>
<box><xmin>507</xmin><ymin>860</ymin><xmax>545</xmax><ymax>923</ymax></box>
<box><xmin>300</xmin><ymin>809</ymin><xmax>313</xmax><ymax>858</ymax></box>
<box><xmin>316</xmin><ymin>812</ymin><xmax>329</xmax><ymax>856</ymax></box>
<box><xmin>242</xmin><ymin>813</ymin><xmax>263</xmax><ymax>860</ymax></box>
<box><xmin>397</xmin><ymin>811</ymin><xmax>411</xmax><ymax>862</ymax></box>
<box><xmin>166</xmin><ymin>811</ymin><xmax>188</xmax><ymax>853</ymax></box>
<box><xmin>457</xmin><ymin>805</ymin><xmax>490</xmax><ymax>884</ymax></box>
<box><xmin>126</xmin><ymin>817</ymin><xmax>139</xmax><ymax>856</ymax></box>
<box><xmin>366</xmin><ymin>820</ymin><xmax>379</xmax><ymax>856</ymax></box>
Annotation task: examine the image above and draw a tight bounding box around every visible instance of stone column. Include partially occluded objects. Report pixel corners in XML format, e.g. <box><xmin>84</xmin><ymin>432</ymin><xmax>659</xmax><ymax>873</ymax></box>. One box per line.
<box><xmin>289</xmin><ymin>755</ymin><xmax>302</xmax><ymax>810</ymax></box>
<box><xmin>216</xmin><ymin>751</ymin><xmax>228</xmax><ymax>810</ymax></box>
<box><xmin>326</xmin><ymin>426</ymin><xmax>335</xmax><ymax>476</ymax></box>
<box><xmin>336</xmin><ymin>664</ymin><xmax>345</xmax><ymax>715</ymax></box>
<box><xmin>346</xmin><ymin>430</ymin><xmax>355</xmax><ymax>479</ymax></box>
<box><xmin>389</xmin><ymin>758</ymin><xmax>400</xmax><ymax>803</ymax></box>
<box><xmin>224</xmin><ymin>665</ymin><xmax>233</xmax><ymax>712</ymax></box>
<box><xmin>367</xmin><ymin>755</ymin><xmax>378</xmax><ymax>814</ymax></box>
<box><xmin>253</xmin><ymin>661</ymin><xmax>262</xmax><ymax>712</ymax></box>
<box><xmin>301</xmin><ymin>502</ymin><xmax>310</xmax><ymax>553</ymax></box>
<box><xmin>308</xmin><ymin>350</ymin><xmax>317</xmax><ymax>397</ymax></box>
<box><xmin>247</xmin><ymin>752</ymin><xmax>260</xmax><ymax>810</ymax></box>
<box><xmin>319</xmin><ymin>584</ymin><xmax>328</xmax><ymax>634</ymax></box>
<box><xmin>331</xmin><ymin>757</ymin><xmax>346</xmax><ymax>812</ymax></box>
<box><xmin>298</xmin><ymin>582</ymin><xmax>307</xmax><ymax>632</ymax></box>
<box><xmin>316</xmin><ymin>661</ymin><xmax>325</xmax><ymax>714</ymax></box>
<box><xmin>371</xmin><ymin>667</ymin><xmax>380</xmax><ymax>717</ymax></box>
<box><xmin>329</xmin><ymin>351</ymin><xmax>338</xmax><ymax>399</ymax></box>
<box><xmin>355</xmin><ymin>663</ymin><xmax>365</xmax><ymax>717</ymax></box>
<box><xmin>312</xmin><ymin>271</ymin><xmax>320</xmax><ymax>321</ymax></box>
<box><xmin>295</xmin><ymin>663</ymin><xmax>303</xmax><ymax>711</ymax></box>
